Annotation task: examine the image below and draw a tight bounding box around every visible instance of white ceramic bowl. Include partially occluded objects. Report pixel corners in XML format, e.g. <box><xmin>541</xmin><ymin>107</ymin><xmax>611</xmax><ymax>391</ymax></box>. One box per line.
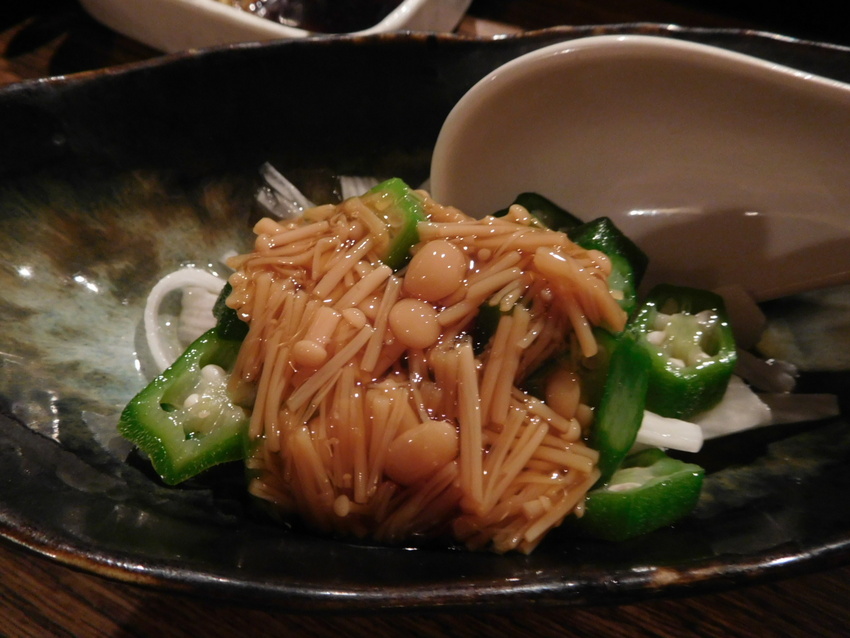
<box><xmin>79</xmin><ymin>0</ymin><xmax>472</xmax><ymax>52</ymax></box>
<box><xmin>430</xmin><ymin>35</ymin><xmax>850</xmax><ymax>301</ymax></box>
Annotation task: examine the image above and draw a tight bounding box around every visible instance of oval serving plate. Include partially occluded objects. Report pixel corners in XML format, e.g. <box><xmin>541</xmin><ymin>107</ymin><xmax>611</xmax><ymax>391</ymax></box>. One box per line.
<box><xmin>1</xmin><ymin>25</ymin><xmax>850</xmax><ymax>611</ymax></box>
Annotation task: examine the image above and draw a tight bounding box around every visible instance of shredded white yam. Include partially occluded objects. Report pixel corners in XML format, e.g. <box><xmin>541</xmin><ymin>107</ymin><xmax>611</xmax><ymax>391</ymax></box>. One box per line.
<box><xmin>143</xmin><ymin>268</ymin><xmax>225</xmax><ymax>372</ymax></box>
<box><xmin>636</xmin><ymin>411</ymin><xmax>704</xmax><ymax>453</ymax></box>
<box><xmin>339</xmin><ymin>176</ymin><xmax>380</xmax><ymax>200</ymax></box>
<box><xmin>177</xmin><ymin>286</ymin><xmax>220</xmax><ymax>346</ymax></box>
<box><xmin>693</xmin><ymin>376</ymin><xmax>773</xmax><ymax>439</ymax></box>
<box><xmin>636</xmin><ymin>374</ymin><xmax>840</xmax><ymax>453</ymax></box>
<box><xmin>257</xmin><ymin>163</ymin><xmax>315</xmax><ymax>219</ymax></box>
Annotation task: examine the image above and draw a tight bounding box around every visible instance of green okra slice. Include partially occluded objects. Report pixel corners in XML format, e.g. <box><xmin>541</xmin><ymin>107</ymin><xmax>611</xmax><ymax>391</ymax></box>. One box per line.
<box><xmin>629</xmin><ymin>284</ymin><xmax>737</xmax><ymax>420</ymax></box>
<box><xmin>588</xmin><ymin>334</ymin><xmax>652</xmax><ymax>485</ymax></box>
<box><xmin>567</xmin><ymin>216</ymin><xmax>649</xmax><ymax>317</ymax></box>
<box><xmin>362</xmin><ymin>177</ymin><xmax>428</xmax><ymax>271</ymax></box>
<box><xmin>572</xmin><ymin>448</ymin><xmax>705</xmax><ymax>542</ymax></box>
<box><xmin>118</xmin><ymin>329</ymin><xmax>249</xmax><ymax>485</ymax></box>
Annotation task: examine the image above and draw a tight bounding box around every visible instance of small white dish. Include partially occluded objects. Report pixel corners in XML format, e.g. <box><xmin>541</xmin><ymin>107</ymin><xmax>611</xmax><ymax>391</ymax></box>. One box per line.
<box><xmin>79</xmin><ymin>0</ymin><xmax>472</xmax><ymax>52</ymax></box>
<box><xmin>430</xmin><ymin>35</ymin><xmax>850</xmax><ymax>301</ymax></box>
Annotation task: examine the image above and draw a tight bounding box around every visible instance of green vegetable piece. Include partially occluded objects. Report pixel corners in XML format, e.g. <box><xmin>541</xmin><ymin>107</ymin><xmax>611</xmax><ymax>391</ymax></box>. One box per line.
<box><xmin>573</xmin><ymin>448</ymin><xmax>705</xmax><ymax>542</ymax></box>
<box><xmin>362</xmin><ymin>177</ymin><xmax>427</xmax><ymax>270</ymax></box>
<box><xmin>521</xmin><ymin>358</ymin><xmax>558</xmax><ymax>401</ymax></box>
<box><xmin>525</xmin><ymin>348</ymin><xmax>605</xmax><ymax>407</ymax></box>
<box><xmin>212</xmin><ymin>282</ymin><xmax>249</xmax><ymax>341</ymax></box>
<box><xmin>472</xmin><ymin>300</ymin><xmax>506</xmax><ymax>355</ymax></box>
<box><xmin>568</xmin><ymin>217</ymin><xmax>649</xmax><ymax>316</ymax></box>
<box><xmin>526</xmin><ymin>328</ymin><xmax>620</xmax><ymax>409</ymax></box>
<box><xmin>576</xmin><ymin>327</ymin><xmax>620</xmax><ymax>408</ymax></box>
<box><xmin>589</xmin><ymin>334</ymin><xmax>651</xmax><ymax>485</ymax></box>
<box><xmin>629</xmin><ymin>284</ymin><xmax>737</xmax><ymax>420</ymax></box>
<box><xmin>118</xmin><ymin>329</ymin><xmax>249</xmax><ymax>485</ymax></box>
<box><xmin>494</xmin><ymin>200</ymin><xmax>644</xmax><ymax>315</ymax></box>
<box><xmin>494</xmin><ymin>192</ymin><xmax>583</xmax><ymax>230</ymax></box>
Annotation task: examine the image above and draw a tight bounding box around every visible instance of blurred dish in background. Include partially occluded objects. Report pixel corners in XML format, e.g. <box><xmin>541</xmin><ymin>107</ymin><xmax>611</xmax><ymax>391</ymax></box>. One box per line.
<box><xmin>217</xmin><ymin>0</ymin><xmax>405</xmax><ymax>34</ymax></box>
<box><xmin>78</xmin><ymin>0</ymin><xmax>472</xmax><ymax>52</ymax></box>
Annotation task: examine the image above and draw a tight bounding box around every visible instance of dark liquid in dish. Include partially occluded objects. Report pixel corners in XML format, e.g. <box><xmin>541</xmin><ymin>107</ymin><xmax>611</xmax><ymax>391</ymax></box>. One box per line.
<box><xmin>253</xmin><ymin>0</ymin><xmax>404</xmax><ymax>33</ymax></box>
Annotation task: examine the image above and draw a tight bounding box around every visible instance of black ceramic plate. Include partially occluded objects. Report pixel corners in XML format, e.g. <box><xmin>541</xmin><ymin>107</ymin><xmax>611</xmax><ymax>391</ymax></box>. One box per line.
<box><xmin>2</xmin><ymin>25</ymin><xmax>850</xmax><ymax>611</ymax></box>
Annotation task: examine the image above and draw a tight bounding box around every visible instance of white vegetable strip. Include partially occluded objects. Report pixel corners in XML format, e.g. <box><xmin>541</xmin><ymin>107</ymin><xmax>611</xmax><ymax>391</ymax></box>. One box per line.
<box><xmin>693</xmin><ymin>376</ymin><xmax>772</xmax><ymax>439</ymax></box>
<box><xmin>339</xmin><ymin>176</ymin><xmax>380</xmax><ymax>200</ymax></box>
<box><xmin>636</xmin><ymin>411</ymin><xmax>704</xmax><ymax>453</ymax></box>
<box><xmin>177</xmin><ymin>286</ymin><xmax>221</xmax><ymax>346</ymax></box>
<box><xmin>257</xmin><ymin>163</ymin><xmax>315</xmax><ymax>219</ymax></box>
<box><xmin>635</xmin><ymin>375</ymin><xmax>840</xmax><ymax>455</ymax></box>
<box><xmin>258</xmin><ymin>168</ymin><xmax>384</xmax><ymax>218</ymax></box>
<box><xmin>144</xmin><ymin>268</ymin><xmax>226</xmax><ymax>372</ymax></box>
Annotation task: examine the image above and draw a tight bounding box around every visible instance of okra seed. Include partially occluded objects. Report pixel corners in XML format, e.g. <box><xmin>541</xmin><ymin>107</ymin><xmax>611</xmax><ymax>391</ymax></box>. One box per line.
<box><xmin>647</xmin><ymin>331</ymin><xmax>666</xmax><ymax>346</ymax></box>
<box><xmin>200</xmin><ymin>364</ymin><xmax>226</xmax><ymax>382</ymax></box>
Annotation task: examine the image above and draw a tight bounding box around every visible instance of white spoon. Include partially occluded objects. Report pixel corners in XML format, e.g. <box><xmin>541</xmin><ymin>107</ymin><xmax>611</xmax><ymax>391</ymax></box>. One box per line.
<box><xmin>430</xmin><ymin>35</ymin><xmax>850</xmax><ymax>301</ymax></box>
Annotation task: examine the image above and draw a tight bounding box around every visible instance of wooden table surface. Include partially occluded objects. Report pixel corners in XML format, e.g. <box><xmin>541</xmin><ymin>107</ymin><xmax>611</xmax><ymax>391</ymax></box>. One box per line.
<box><xmin>2</xmin><ymin>2</ymin><xmax>850</xmax><ymax>636</ymax></box>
